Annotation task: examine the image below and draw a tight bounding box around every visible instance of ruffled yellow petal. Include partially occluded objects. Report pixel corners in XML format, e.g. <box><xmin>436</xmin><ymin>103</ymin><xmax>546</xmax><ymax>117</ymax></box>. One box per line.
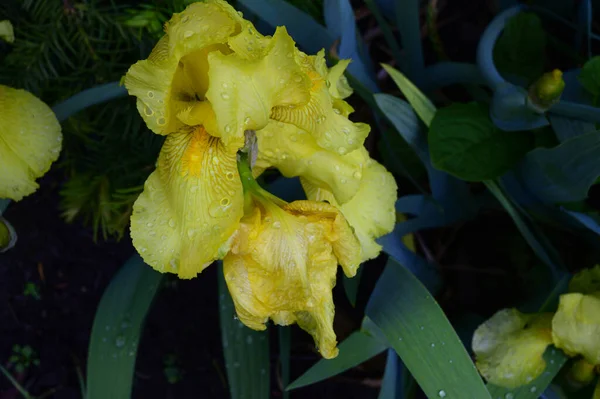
<box><xmin>206</xmin><ymin>26</ymin><xmax>311</xmax><ymax>149</ymax></box>
<box><xmin>327</xmin><ymin>59</ymin><xmax>353</xmax><ymax>100</ymax></box>
<box><xmin>124</xmin><ymin>0</ymin><xmax>242</xmax><ymax>135</ymax></box>
<box><xmin>552</xmin><ymin>292</ymin><xmax>600</xmax><ymax>364</ymax></box>
<box><xmin>223</xmin><ymin>196</ymin><xmax>361</xmax><ymax>358</ymax></box>
<box><xmin>472</xmin><ymin>308</ymin><xmax>553</xmax><ymax>388</ymax></box>
<box><xmin>302</xmin><ymin>158</ymin><xmax>397</xmax><ymax>262</ymax></box>
<box><xmin>569</xmin><ymin>265</ymin><xmax>600</xmax><ymax>294</ymax></box>
<box><xmin>0</xmin><ymin>20</ymin><xmax>14</xmax><ymax>43</ymax></box>
<box><xmin>0</xmin><ymin>85</ymin><xmax>62</xmax><ymax>201</ymax></box>
<box><xmin>270</xmin><ymin>50</ymin><xmax>369</xmax><ymax>154</ymax></box>
<box><xmin>254</xmin><ymin>120</ymin><xmax>366</xmax><ymax>204</ymax></box>
<box><xmin>131</xmin><ymin>126</ymin><xmax>243</xmax><ymax>279</ymax></box>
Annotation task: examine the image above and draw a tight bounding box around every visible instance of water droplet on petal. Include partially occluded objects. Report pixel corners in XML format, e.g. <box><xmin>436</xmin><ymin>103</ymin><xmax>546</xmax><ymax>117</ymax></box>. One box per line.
<box><xmin>222</xmin><ymin>82</ymin><xmax>229</xmax><ymax>88</ymax></box>
<box><xmin>353</xmin><ymin>171</ymin><xmax>362</xmax><ymax>179</ymax></box>
<box><xmin>184</xmin><ymin>30</ymin><xmax>193</xmax><ymax>38</ymax></box>
<box><xmin>147</xmin><ymin>91</ymin><xmax>154</xmax><ymax>98</ymax></box>
<box><xmin>338</xmin><ymin>146</ymin><xmax>347</xmax><ymax>155</ymax></box>
<box><xmin>157</xmin><ymin>117</ymin><xmax>166</xmax><ymax>126</ymax></box>
<box><xmin>144</xmin><ymin>105</ymin><xmax>154</xmax><ymax>116</ymax></box>
<box><xmin>333</xmin><ymin>108</ymin><xmax>341</xmax><ymax>114</ymax></box>
<box><xmin>224</xmin><ymin>124</ymin><xmax>232</xmax><ymax>133</ymax></box>
<box><xmin>272</xmin><ymin>221</ymin><xmax>281</xmax><ymax>229</ymax></box>
<box><xmin>438</xmin><ymin>390</ymin><xmax>447</xmax><ymax>398</ymax></box>
<box><xmin>221</xmin><ymin>92</ymin><xmax>230</xmax><ymax>100</ymax></box>
<box><xmin>168</xmin><ymin>219</ymin><xmax>176</xmax><ymax>228</ymax></box>
<box><xmin>244</xmin><ymin>116</ymin><xmax>251</xmax><ymax>125</ymax></box>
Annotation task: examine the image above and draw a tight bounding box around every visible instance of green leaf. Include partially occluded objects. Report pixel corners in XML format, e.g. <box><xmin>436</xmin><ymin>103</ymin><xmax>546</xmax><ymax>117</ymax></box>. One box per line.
<box><xmin>518</xmin><ymin>131</ymin><xmax>600</xmax><ymax>203</ymax></box>
<box><xmin>493</xmin><ymin>12</ymin><xmax>546</xmax><ymax>84</ymax></box>
<box><xmin>218</xmin><ymin>263</ymin><xmax>270</xmax><ymax>399</ymax></box>
<box><xmin>578</xmin><ymin>56</ymin><xmax>600</xmax><ymax>98</ymax></box>
<box><xmin>343</xmin><ymin>267</ymin><xmax>363</xmax><ymax>307</ymax></box>
<box><xmin>287</xmin><ymin>331</ymin><xmax>387</xmax><ymax>390</ymax></box>
<box><xmin>278</xmin><ymin>327</ymin><xmax>291</xmax><ymax>399</ymax></box>
<box><xmin>365</xmin><ymin>258</ymin><xmax>492</xmax><ymax>399</ymax></box>
<box><xmin>378</xmin><ymin>350</ymin><xmax>400</xmax><ymax>399</ymax></box>
<box><xmin>86</xmin><ymin>255</ymin><xmax>163</xmax><ymax>399</ymax></box>
<box><xmin>381</xmin><ymin>64</ymin><xmax>436</xmax><ymax>126</ymax></box>
<box><xmin>52</xmin><ymin>82</ymin><xmax>127</xmax><ymax>122</ymax></box>
<box><xmin>429</xmin><ymin>103</ymin><xmax>534</xmax><ymax>181</ymax></box>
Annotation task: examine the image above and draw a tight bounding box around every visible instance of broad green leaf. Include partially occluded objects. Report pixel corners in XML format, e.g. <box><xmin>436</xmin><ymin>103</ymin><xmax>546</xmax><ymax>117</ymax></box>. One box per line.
<box><xmin>378</xmin><ymin>349</ymin><xmax>400</xmax><ymax>399</ymax></box>
<box><xmin>87</xmin><ymin>255</ymin><xmax>163</xmax><ymax>399</ymax></box>
<box><xmin>393</xmin><ymin>0</ymin><xmax>424</xmax><ymax>86</ymax></box>
<box><xmin>493</xmin><ymin>12</ymin><xmax>546</xmax><ymax>83</ymax></box>
<box><xmin>366</xmin><ymin>259</ymin><xmax>492</xmax><ymax>399</ymax></box>
<box><xmin>52</xmin><ymin>82</ymin><xmax>127</xmax><ymax>122</ymax></box>
<box><xmin>578</xmin><ymin>56</ymin><xmax>600</xmax><ymax>99</ymax></box>
<box><xmin>343</xmin><ymin>267</ymin><xmax>363</xmax><ymax>307</ymax></box>
<box><xmin>429</xmin><ymin>102</ymin><xmax>534</xmax><ymax>181</ymax></box>
<box><xmin>381</xmin><ymin>64</ymin><xmax>435</xmax><ymax>126</ymax></box>
<box><xmin>287</xmin><ymin>331</ymin><xmax>387</xmax><ymax>390</ymax></box>
<box><xmin>218</xmin><ymin>264</ymin><xmax>270</xmax><ymax>399</ymax></box>
<box><xmin>518</xmin><ymin>131</ymin><xmax>600</xmax><ymax>203</ymax></box>
<box><xmin>237</xmin><ymin>0</ymin><xmax>334</xmax><ymax>54</ymax></box>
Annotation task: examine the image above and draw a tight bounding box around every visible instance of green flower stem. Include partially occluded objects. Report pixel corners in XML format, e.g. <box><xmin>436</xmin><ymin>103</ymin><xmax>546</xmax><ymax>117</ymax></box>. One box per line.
<box><xmin>0</xmin><ymin>364</ymin><xmax>33</xmax><ymax>399</ymax></box>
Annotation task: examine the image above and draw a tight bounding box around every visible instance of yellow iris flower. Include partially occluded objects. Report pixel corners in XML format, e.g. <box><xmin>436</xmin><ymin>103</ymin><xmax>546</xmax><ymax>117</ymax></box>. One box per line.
<box><xmin>125</xmin><ymin>0</ymin><xmax>398</xmax><ymax>357</ymax></box>
<box><xmin>0</xmin><ymin>84</ymin><xmax>62</xmax><ymax>201</ymax></box>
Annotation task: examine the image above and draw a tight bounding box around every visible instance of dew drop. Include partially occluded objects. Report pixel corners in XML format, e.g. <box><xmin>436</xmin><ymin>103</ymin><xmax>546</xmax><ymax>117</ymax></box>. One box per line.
<box><xmin>184</xmin><ymin>30</ymin><xmax>193</xmax><ymax>38</ymax></box>
<box><xmin>221</xmin><ymin>92</ymin><xmax>230</xmax><ymax>100</ymax></box>
<box><xmin>157</xmin><ymin>117</ymin><xmax>166</xmax><ymax>126</ymax></box>
<box><xmin>190</xmin><ymin>185</ymin><xmax>198</xmax><ymax>193</ymax></box>
<box><xmin>221</xmin><ymin>198</ymin><xmax>230</xmax><ymax>207</ymax></box>
<box><xmin>168</xmin><ymin>218</ymin><xmax>176</xmax><ymax>228</ymax></box>
<box><xmin>293</xmin><ymin>74</ymin><xmax>302</xmax><ymax>83</ymax></box>
<box><xmin>224</xmin><ymin>124</ymin><xmax>232</xmax><ymax>133</ymax></box>
<box><xmin>505</xmin><ymin>394</ymin><xmax>514</xmax><ymax>399</ymax></box>
<box><xmin>286</xmin><ymin>52</ymin><xmax>293</xmax><ymax>58</ymax></box>
<box><xmin>272</xmin><ymin>221</ymin><xmax>281</xmax><ymax>229</ymax></box>
<box><xmin>222</xmin><ymin>82</ymin><xmax>229</xmax><ymax>88</ymax></box>
<box><xmin>279</xmin><ymin>79</ymin><xmax>285</xmax><ymax>85</ymax></box>
<box><xmin>420</xmin><ymin>326</ymin><xmax>425</xmax><ymax>330</ymax></box>
<box><xmin>226</xmin><ymin>172</ymin><xmax>235</xmax><ymax>180</ymax></box>
<box><xmin>212</xmin><ymin>156</ymin><xmax>220</xmax><ymax>165</ymax></box>
<box><xmin>115</xmin><ymin>336</ymin><xmax>126</xmax><ymax>348</ymax></box>
<box><xmin>438</xmin><ymin>390</ymin><xmax>446</xmax><ymax>398</ymax></box>
<box><xmin>529</xmin><ymin>387</ymin><xmax>537</xmax><ymax>393</ymax></box>
<box><xmin>353</xmin><ymin>171</ymin><xmax>362</xmax><ymax>179</ymax></box>
<box><xmin>347</xmin><ymin>138</ymin><xmax>355</xmax><ymax>145</ymax></box>
<box><xmin>340</xmin><ymin>178</ymin><xmax>347</xmax><ymax>184</ymax></box>
<box><xmin>333</xmin><ymin>108</ymin><xmax>341</xmax><ymax>114</ymax></box>
<box><xmin>290</xmin><ymin>135</ymin><xmax>297</xmax><ymax>142</ymax></box>
<box><xmin>144</xmin><ymin>105</ymin><xmax>154</xmax><ymax>116</ymax></box>
<box><xmin>316</xmin><ymin>115</ymin><xmax>325</xmax><ymax>124</ymax></box>
<box><xmin>244</xmin><ymin>116</ymin><xmax>251</xmax><ymax>125</ymax></box>
<box><xmin>246</xmin><ymin>336</ymin><xmax>253</xmax><ymax>345</ymax></box>
<box><xmin>147</xmin><ymin>91</ymin><xmax>154</xmax><ymax>98</ymax></box>
<box><xmin>146</xmin><ymin>222</ymin><xmax>153</xmax><ymax>227</ymax></box>
<box><xmin>338</xmin><ymin>146</ymin><xmax>347</xmax><ymax>155</ymax></box>
<box><xmin>431</xmin><ymin>343</ymin><xmax>435</xmax><ymax>348</ymax></box>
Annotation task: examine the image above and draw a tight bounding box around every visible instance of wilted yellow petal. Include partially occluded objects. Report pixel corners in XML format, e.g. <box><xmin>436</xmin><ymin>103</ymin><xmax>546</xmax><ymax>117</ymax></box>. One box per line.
<box><xmin>271</xmin><ymin>50</ymin><xmax>369</xmax><ymax>154</ymax></box>
<box><xmin>206</xmin><ymin>26</ymin><xmax>311</xmax><ymax>149</ymax></box>
<box><xmin>131</xmin><ymin>126</ymin><xmax>243</xmax><ymax>279</ymax></box>
<box><xmin>569</xmin><ymin>265</ymin><xmax>600</xmax><ymax>294</ymax></box>
<box><xmin>0</xmin><ymin>85</ymin><xmax>62</xmax><ymax>201</ymax></box>
<box><xmin>472</xmin><ymin>308</ymin><xmax>553</xmax><ymax>388</ymax></box>
<box><xmin>0</xmin><ymin>20</ymin><xmax>14</xmax><ymax>43</ymax></box>
<box><xmin>552</xmin><ymin>292</ymin><xmax>600</xmax><ymax>364</ymax></box>
<box><xmin>302</xmin><ymin>158</ymin><xmax>397</xmax><ymax>262</ymax></box>
<box><xmin>255</xmin><ymin>120</ymin><xmax>366</xmax><ymax>204</ymax></box>
<box><xmin>125</xmin><ymin>0</ymin><xmax>242</xmax><ymax>135</ymax></box>
<box><xmin>223</xmin><ymin>192</ymin><xmax>361</xmax><ymax>358</ymax></box>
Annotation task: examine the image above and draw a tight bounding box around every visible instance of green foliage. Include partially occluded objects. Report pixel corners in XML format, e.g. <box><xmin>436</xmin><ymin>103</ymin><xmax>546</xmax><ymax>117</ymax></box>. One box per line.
<box><xmin>8</xmin><ymin>345</ymin><xmax>40</xmax><ymax>374</ymax></box>
<box><xmin>163</xmin><ymin>354</ymin><xmax>184</xmax><ymax>384</ymax></box>
<box><xmin>578</xmin><ymin>56</ymin><xmax>600</xmax><ymax>101</ymax></box>
<box><xmin>493</xmin><ymin>12</ymin><xmax>547</xmax><ymax>84</ymax></box>
<box><xmin>428</xmin><ymin>102</ymin><xmax>534</xmax><ymax>181</ymax></box>
<box><xmin>23</xmin><ymin>282</ymin><xmax>41</xmax><ymax>300</ymax></box>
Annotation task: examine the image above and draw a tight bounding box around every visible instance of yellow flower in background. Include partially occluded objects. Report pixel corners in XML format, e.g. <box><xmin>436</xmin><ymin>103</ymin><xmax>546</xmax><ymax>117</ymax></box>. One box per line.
<box><xmin>471</xmin><ymin>308</ymin><xmax>553</xmax><ymax>388</ymax></box>
<box><xmin>0</xmin><ymin>85</ymin><xmax>62</xmax><ymax>201</ymax></box>
<box><xmin>224</xmin><ymin>162</ymin><xmax>361</xmax><ymax>358</ymax></box>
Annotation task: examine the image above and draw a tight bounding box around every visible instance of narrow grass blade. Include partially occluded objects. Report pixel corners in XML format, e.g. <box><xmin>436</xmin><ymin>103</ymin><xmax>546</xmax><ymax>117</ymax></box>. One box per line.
<box><xmin>287</xmin><ymin>331</ymin><xmax>387</xmax><ymax>390</ymax></box>
<box><xmin>366</xmin><ymin>259</ymin><xmax>492</xmax><ymax>399</ymax></box>
<box><xmin>394</xmin><ymin>0</ymin><xmax>424</xmax><ymax>86</ymax></box>
<box><xmin>218</xmin><ymin>263</ymin><xmax>270</xmax><ymax>399</ymax></box>
<box><xmin>52</xmin><ymin>82</ymin><xmax>127</xmax><ymax>122</ymax></box>
<box><xmin>86</xmin><ymin>255</ymin><xmax>163</xmax><ymax>399</ymax></box>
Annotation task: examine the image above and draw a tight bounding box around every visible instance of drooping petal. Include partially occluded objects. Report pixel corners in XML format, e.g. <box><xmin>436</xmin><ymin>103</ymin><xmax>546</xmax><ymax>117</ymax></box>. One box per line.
<box><xmin>472</xmin><ymin>308</ymin><xmax>553</xmax><ymax>388</ymax></box>
<box><xmin>130</xmin><ymin>126</ymin><xmax>244</xmax><ymax>279</ymax></box>
<box><xmin>124</xmin><ymin>0</ymin><xmax>242</xmax><ymax>135</ymax></box>
<box><xmin>302</xmin><ymin>158</ymin><xmax>397</xmax><ymax>262</ymax></box>
<box><xmin>255</xmin><ymin>120</ymin><xmax>366</xmax><ymax>204</ymax></box>
<box><xmin>206</xmin><ymin>26</ymin><xmax>311</xmax><ymax>149</ymax></box>
<box><xmin>224</xmin><ymin>196</ymin><xmax>361</xmax><ymax>358</ymax></box>
<box><xmin>569</xmin><ymin>265</ymin><xmax>600</xmax><ymax>294</ymax></box>
<box><xmin>552</xmin><ymin>292</ymin><xmax>600</xmax><ymax>364</ymax></box>
<box><xmin>0</xmin><ymin>85</ymin><xmax>62</xmax><ymax>201</ymax></box>
<box><xmin>270</xmin><ymin>51</ymin><xmax>369</xmax><ymax>154</ymax></box>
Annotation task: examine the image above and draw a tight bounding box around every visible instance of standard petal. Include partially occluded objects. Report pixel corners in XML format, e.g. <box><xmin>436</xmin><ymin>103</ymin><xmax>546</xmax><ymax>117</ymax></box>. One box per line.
<box><xmin>472</xmin><ymin>308</ymin><xmax>553</xmax><ymax>388</ymax></box>
<box><xmin>270</xmin><ymin>51</ymin><xmax>369</xmax><ymax>154</ymax></box>
<box><xmin>327</xmin><ymin>59</ymin><xmax>353</xmax><ymax>99</ymax></box>
<box><xmin>569</xmin><ymin>265</ymin><xmax>600</xmax><ymax>294</ymax></box>
<box><xmin>130</xmin><ymin>126</ymin><xmax>244</xmax><ymax>279</ymax></box>
<box><xmin>206</xmin><ymin>26</ymin><xmax>311</xmax><ymax>148</ymax></box>
<box><xmin>125</xmin><ymin>0</ymin><xmax>241</xmax><ymax>136</ymax></box>
<box><xmin>552</xmin><ymin>292</ymin><xmax>600</xmax><ymax>364</ymax></box>
<box><xmin>302</xmin><ymin>158</ymin><xmax>397</xmax><ymax>262</ymax></box>
<box><xmin>255</xmin><ymin>120</ymin><xmax>366</xmax><ymax>204</ymax></box>
<box><xmin>0</xmin><ymin>85</ymin><xmax>62</xmax><ymax>201</ymax></box>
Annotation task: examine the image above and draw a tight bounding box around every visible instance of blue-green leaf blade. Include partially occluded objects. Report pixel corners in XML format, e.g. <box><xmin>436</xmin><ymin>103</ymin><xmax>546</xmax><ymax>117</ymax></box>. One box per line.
<box><xmin>366</xmin><ymin>259</ymin><xmax>492</xmax><ymax>399</ymax></box>
<box><xmin>518</xmin><ymin>131</ymin><xmax>600</xmax><ymax>203</ymax></box>
<box><xmin>218</xmin><ymin>264</ymin><xmax>270</xmax><ymax>399</ymax></box>
<box><xmin>52</xmin><ymin>82</ymin><xmax>127</xmax><ymax>122</ymax></box>
<box><xmin>287</xmin><ymin>331</ymin><xmax>387</xmax><ymax>390</ymax></box>
<box><xmin>86</xmin><ymin>255</ymin><xmax>163</xmax><ymax>399</ymax></box>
